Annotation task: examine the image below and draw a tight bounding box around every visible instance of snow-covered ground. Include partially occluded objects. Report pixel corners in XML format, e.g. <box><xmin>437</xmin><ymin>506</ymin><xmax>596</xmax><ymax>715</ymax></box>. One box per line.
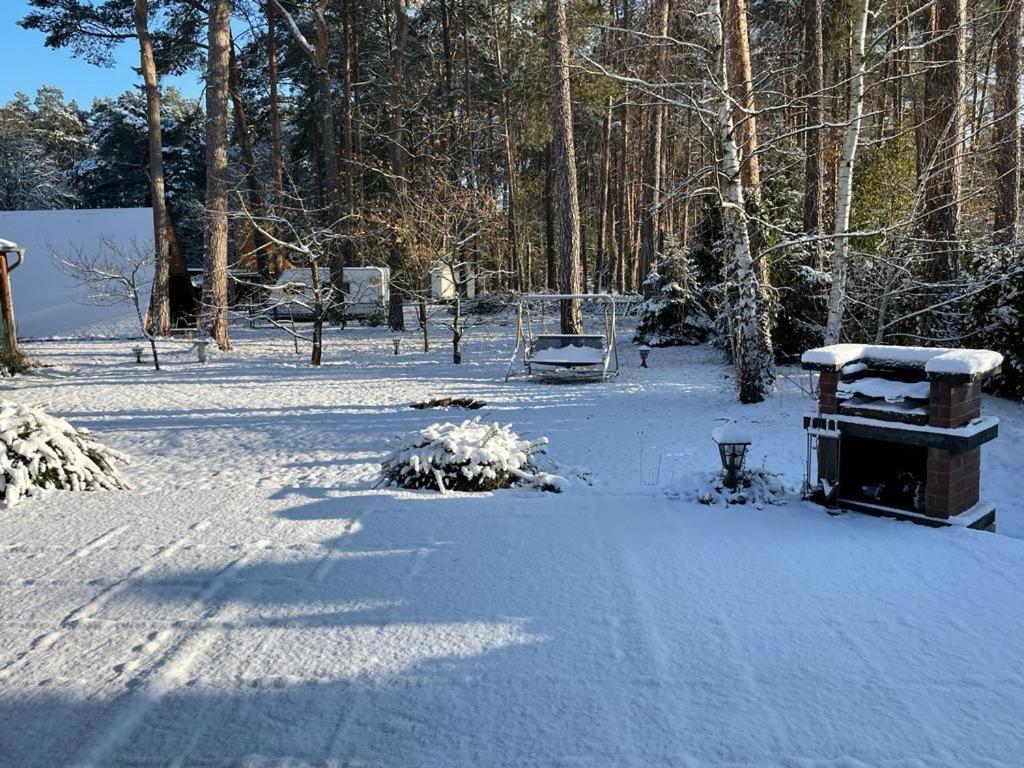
<box><xmin>2</xmin><ymin>316</ymin><xmax>1024</xmax><ymax>767</ymax></box>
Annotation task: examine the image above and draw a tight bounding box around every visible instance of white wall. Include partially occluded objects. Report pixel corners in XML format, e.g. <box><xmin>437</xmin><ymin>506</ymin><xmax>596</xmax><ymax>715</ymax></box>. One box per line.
<box><xmin>0</xmin><ymin>208</ymin><xmax>154</xmax><ymax>339</ymax></box>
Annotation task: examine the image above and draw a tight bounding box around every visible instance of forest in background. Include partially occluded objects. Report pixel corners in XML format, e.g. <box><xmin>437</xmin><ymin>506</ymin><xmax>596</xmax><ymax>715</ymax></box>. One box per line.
<box><xmin>2</xmin><ymin>0</ymin><xmax>1023</xmax><ymax>403</ymax></box>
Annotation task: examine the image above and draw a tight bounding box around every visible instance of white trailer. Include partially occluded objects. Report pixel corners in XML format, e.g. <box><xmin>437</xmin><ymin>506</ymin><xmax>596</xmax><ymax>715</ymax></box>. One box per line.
<box><xmin>267</xmin><ymin>266</ymin><xmax>389</xmax><ymax>321</ymax></box>
<box><xmin>430</xmin><ymin>263</ymin><xmax>476</xmax><ymax>301</ymax></box>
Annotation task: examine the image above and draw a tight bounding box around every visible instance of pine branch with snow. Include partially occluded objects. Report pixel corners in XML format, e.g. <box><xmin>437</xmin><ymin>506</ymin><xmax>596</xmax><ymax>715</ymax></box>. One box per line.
<box><xmin>379</xmin><ymin>418</ymin><xmax>562</xmax><ymax>493</ymax></box>
<box><xmin>0</xmin><ymin>401</ymin><xmax>130</xmax><ymax>508</ymax></box>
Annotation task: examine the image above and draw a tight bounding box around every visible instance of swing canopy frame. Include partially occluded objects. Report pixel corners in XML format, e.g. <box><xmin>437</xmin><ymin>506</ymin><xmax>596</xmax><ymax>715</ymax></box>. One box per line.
<box><xmin>505</xmin><ymin>293</ymin><xmax>620</xmax><ymax>382</ymax></box>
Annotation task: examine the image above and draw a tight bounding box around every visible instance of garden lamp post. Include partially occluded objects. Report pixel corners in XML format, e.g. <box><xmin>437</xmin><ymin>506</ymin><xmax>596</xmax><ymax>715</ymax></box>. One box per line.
<box><xmin>638</xmin><ymin>344</ymin><xmax>651</xmax><ymax>368</ymax></box>
<box><xmin>132</xmin><ymin>345</ymin><xmax>144</xmax><ymax>364</ymax></box>
<box><xmin>392</xmin><ymin>337</ymin><xmax>402</xmax><ymax>355</ymax></box>
<box><xmin>712</xmin><ymin>424</ymin><xmax>751</xmax><ymax>490</ymax></box>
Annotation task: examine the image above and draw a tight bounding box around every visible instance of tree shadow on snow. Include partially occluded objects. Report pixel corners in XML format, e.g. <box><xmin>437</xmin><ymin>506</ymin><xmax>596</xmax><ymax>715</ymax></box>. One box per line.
<box><xmin>0</xmin><ymin>492</ymin><xmax>650</xmax><ymax>767</ymax></box>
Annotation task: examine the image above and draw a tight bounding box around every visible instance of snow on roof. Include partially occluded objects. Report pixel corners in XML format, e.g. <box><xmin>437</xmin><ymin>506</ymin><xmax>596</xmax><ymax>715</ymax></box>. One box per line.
<box><xmin>802</xmin><ymin>344</ymin><xmax>1002</xmax><ymax>377</ymax></box>
<box><xmin>272</xmin><ymin>266</ymin><xmax>388</xmax><ymax>288</ymax></box>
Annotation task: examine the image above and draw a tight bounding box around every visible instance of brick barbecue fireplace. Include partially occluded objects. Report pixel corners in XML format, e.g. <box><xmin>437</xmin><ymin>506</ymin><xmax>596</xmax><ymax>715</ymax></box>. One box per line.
<box><xmin>801</xmin><ymin>344</ymin><xmax>1002</xmax><ymax>530</ymax></box>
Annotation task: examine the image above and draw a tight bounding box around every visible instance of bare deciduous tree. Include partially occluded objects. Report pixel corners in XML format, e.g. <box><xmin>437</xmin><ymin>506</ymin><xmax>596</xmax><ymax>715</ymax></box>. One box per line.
<box><xmin>54</xmin><ymin>238</ymin><xmax>161</xmax><ymax>370</ymax></box>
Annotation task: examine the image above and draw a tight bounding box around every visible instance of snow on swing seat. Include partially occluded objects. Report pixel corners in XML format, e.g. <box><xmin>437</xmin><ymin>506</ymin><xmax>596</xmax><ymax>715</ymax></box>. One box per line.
<box><xmin>529</xmin><ymin>334</ymin><xmax>606</xmax><ymax>367</ymax></box>
<box><xmin>506</xmin><ymin>295</ymin><xmax>620</xmax><ymax>382</ymax></box>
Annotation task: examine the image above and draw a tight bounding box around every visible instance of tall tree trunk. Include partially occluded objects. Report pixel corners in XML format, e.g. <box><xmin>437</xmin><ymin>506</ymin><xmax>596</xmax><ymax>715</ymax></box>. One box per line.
<box><xmin>342</xmin><ymin>0</ymin><xmax>356</xmax><ymax>220</ymax></box>
<box><xmin>544</xmin><ymin>0</ymin><xmax>585</xmax><ymax>331</ymax></box>
<box><xmin>544</xmin><ymin>143</ymin><xmax>557</xmax><ymax>290</ymax></box>
<box><xmin>135</xmin><ymin>0</ymin><xmax>171</xmax><ymax>336</ymax></box>
<box><xmin>337</xmin><ymin>0</ymin><xmax>358</xmax><ymax>275</ymax></box>
<box><xmin>440</xmin><ymin>0</ymin><xmax>456</xmax><ymax>153</ymax></box>
<box><xmin>313</xmin><ymin>0</ymin><xmax>341</xmax><ymax>226</ymax></box>
<box><xmin>228</xmin><ymin>42</ymin><xmax>271</xmax><ymax>280</ymax></box>
<box><xmin>724</xmin><ymin>0</ymin><xmax>766</xmax><ymax>283</ymax></box>
<box><xmin>204</xmin><ymin>0</ymin><xmax>231</xmax><ymax>351</ymax></box>
<box><xmin>267</xmin><ymin>0</ymin><xmax>284</xmax><ymax>277</ymax></box>
<box><xmin>724</xmin><ymin>0</ymin><xmax>761</xmax><ymax>201</ymax></box>
<box><xmin>802</xmin><ymin>0</ymin><xmax>825</xmax><ymax>269</ymax></box>
<box><xmin>546</xmin><ymin>0</ymin><xmax>583</xmax><ymax>332</ymax></box>
<box><xmin>824</xmin><ymin>0</ymin><xmax>871</xmax><ymax>345</ymax></box>
<box><xmin>494</xmin><ymin>9</ymin><xmax>521</xmax><ymax>290</ymax></box>
<box><xmin>640</xmin><ymin>0</ymin><xmax>670</xmax><ymax>281</ymax></box>
<box><xmin>993</xmin><ymin>0</ymin><xmax>1022</xmax><ymax>244</ymax></box>
<box><xmin>618</xmin><ymin>98</ymin><xmax>632</xmax><ymax>293</ymax></box>
<box><xmin>919</xmin><ymin>0</ymin><xmax>966</xmax><ymax>342</ymax></box>
<box><xmin>710</xmin><ymin>0</ymin><xmax>774</xmax><ymax>403</ymax></box>
<box><xmin>460</xmin><ymin>0</ymin><xmax>476</xmax><ymax>187</ymax></box>
<box><xmin>596</xmin><ymin>95</ymin><xmax>614</xmax><ymax>293</ymax></box>
<box><xmin>387</xmin><ymin>0</ymin><xmax>408</xmax><ymax>331</ymax></box>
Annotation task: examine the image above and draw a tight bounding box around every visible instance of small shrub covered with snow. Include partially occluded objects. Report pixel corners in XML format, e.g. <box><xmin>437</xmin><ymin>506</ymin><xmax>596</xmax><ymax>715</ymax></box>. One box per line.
<box><xmin>669</xmin><ymin>468</ymin><xmax>790</xmax><ymax>508</ymax></box>
<box><xmin>0</xmin><ymin>401</ymin><xmax>130</xmax><ymax>507</ymax></box>
<box><xmin>380</xmin><ymin>418</ymin><xmax>562</xmax><ymax>493</ymax></box>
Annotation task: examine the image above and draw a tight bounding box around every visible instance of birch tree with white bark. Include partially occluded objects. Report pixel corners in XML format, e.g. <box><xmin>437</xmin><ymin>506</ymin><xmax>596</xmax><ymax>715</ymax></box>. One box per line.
<box><xmin>824</xmin><ymin>0</ymin><xmax>872</xmax><ymax>345</ymax></box>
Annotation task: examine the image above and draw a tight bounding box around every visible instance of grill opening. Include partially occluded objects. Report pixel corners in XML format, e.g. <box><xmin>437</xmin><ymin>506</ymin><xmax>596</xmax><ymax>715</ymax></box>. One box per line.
<box><xmin>839</xmin><ymin>435</ymin><xmax>927</xmax><ymax>513</ymax></box>
<box><xmin>836</xmin><ymin>367</ymin><xmax>930</xmax><ymax>425</ymax></box>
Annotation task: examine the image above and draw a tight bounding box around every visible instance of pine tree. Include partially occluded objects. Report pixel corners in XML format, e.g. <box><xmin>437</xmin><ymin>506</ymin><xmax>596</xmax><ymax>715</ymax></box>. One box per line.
<box><xmin>635</xmin><ymin>236</ymin><xmax>712</xmax><ymax>347</ymax></box>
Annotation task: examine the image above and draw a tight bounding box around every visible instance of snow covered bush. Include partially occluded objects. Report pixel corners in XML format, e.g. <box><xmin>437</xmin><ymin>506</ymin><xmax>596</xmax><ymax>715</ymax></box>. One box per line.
<box><xmin>0</xmin><ymin>401</ymin><xmax>130</xmax><ymax>507</ymax></box>
<box><xmin>669</xmin><ymin>468</ymin><xmax>790</xmax><ymax>508</ymax></box>
<box><xmin>379</xmin><ymin>418</ymin><xmax>562</xmax><ymax>493</ymax></box>
<box><xmin>0</xmin><ymin>347</ymin><xmax>33</xmax><ymax>377</ymax></box>
<box><xmin>970</xmin><ymin>246</ymin><xmax>1024</xmax><ymax>399</ymax></box>
<box><xmin>634</xmin><ymin>236</ymin><xmax>713</xmax><ymax>346</ymax></box>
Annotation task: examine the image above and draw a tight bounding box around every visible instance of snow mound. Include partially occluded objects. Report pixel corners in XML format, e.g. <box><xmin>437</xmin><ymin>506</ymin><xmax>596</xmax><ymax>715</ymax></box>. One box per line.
<box><xmin>668</xmin><ymin>468</ymin><xmax>791</xmax><ymax>507</ymax></box>
<box><xmin>0</xmin><ymin>401</ymin><xmax>130</xmax><ymax>508</ymax></box>
<box><xmin>380</xmin><ymin>418</ymin><xmax>563</xmax><ymax>493</ymax></box>
<box><xmin>926</xmin><ymin>348</ymin><xmax>1004</xmax><ymax>376</ymax></box>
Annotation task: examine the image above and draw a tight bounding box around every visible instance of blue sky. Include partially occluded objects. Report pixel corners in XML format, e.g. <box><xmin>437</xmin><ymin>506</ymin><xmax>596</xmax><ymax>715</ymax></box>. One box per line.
<box><xmin>0</xmin><ymin>2</ymin><xmax>200</xmax><ymax>108</ymax></box>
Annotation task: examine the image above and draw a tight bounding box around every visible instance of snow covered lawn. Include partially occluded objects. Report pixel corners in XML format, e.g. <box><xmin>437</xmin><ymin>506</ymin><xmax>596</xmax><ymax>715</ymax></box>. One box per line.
<box><xmin>2</xmin><ymin>321</ymin><xmax>1024</xmax><ymax>766</ymax></box>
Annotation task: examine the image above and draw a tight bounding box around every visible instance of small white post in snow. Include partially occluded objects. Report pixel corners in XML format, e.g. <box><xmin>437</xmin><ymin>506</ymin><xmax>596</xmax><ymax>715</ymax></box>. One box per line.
<box><xmin>195</xmin><ymin>340</ymin><xmax>209</xmax><ymax>363</ymax></box>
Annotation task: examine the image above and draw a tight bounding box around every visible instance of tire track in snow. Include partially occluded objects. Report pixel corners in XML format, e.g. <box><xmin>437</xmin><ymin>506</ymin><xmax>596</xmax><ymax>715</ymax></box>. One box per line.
<box><xmin>155</xmin><ymin>514</ymin><xmax>368</xmax><ymax>767</ymax></box>
<box><xmin>53</xmin><ymin>523</ymin><xmax>130</xmax><ymax>571</ymax></box>
<box><xmin>0</xmin><ymin>520</ymin><xmax>211</xmax><ymax>683</ymax></box>
<box><xmin>310</xmin><ymin>517</ymin><xmax>363</xmax><ymax>583</ymax></box>
<box><xmin>74</xmin><ymin>534</ymin><xmax>273</xmax><ymax>767</ymax></box>
<box><xmin>704</xmin><ymin>584</ymin><xmax>792</xmax><ymax>759</ymax></box>
<box><xmin>602</xmin><ymin>535</ymin><xmax>669</xmax><ymax>768</ymax></box>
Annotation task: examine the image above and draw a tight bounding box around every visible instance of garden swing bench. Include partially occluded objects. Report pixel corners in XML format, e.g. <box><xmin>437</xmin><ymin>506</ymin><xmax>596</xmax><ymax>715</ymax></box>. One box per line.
<box><xmin>505</xmin><ymin>293</ymin><xmax>620</xmax><ymax>382</ymax></box>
